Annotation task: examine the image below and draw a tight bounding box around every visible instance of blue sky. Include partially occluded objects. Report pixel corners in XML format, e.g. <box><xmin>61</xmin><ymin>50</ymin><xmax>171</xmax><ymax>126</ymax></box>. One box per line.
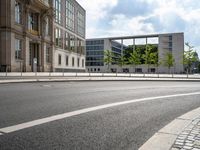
<box><xmin>77</xmin><ymin>0</ymin><xmax>200</xmax><ymax>55</ymax></box>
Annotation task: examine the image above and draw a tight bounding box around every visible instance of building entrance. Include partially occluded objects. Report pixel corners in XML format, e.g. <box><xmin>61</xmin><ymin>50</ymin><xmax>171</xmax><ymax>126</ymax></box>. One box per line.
<box><xmin>29</xmin><ymin>43</ymin><xmax>40</xmax><ymax>72</ymax></box>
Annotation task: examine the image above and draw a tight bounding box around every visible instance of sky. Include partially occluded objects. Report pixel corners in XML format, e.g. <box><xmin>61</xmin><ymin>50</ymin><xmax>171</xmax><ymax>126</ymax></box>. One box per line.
<box><xmin>77</xmin><ymin>0</ymin><xmax>200</xmax><ymax>55</ymax></box>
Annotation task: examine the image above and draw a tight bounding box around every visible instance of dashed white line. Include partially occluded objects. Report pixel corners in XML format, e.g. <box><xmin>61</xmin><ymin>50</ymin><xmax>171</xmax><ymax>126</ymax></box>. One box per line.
<box><xmin>0</xmin><ymin>92</ymin><xmax>200</xmax><ymax>134</ymax></box>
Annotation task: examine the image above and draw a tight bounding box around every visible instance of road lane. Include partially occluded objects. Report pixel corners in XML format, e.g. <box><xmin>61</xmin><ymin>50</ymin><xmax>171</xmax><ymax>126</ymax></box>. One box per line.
<box><xmin>0</xmin><ymin>92</ymin><xmax>200</xmax><ymax>134</ymax></box>
<box><xmin>0</xmin><ymin>81</ymin><xmax>200</xmax><ymax>128</ymax></box>
<box><xmin>0</xmin><ymin>81</ymin><xmax>200</xmax><ymax>149</ymax></box>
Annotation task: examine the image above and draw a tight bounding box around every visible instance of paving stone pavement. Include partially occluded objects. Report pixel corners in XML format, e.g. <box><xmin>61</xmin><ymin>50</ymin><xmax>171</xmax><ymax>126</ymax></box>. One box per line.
<box><xmin>171</xmin><ymin>117</ymin><xmax>200</xmax><ymax>150</ymax></box>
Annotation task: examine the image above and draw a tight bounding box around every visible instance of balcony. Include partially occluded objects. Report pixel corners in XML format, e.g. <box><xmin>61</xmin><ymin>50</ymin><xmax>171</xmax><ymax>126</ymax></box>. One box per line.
<box><xmin>34</xmin><ymin>0</ymin><xmax>50</xmax><ymax>9</ymax></box>
<box><xmin>28</xmin><ymin>29</ymin><xmax>39</xmax><ymax>36</ymax></box>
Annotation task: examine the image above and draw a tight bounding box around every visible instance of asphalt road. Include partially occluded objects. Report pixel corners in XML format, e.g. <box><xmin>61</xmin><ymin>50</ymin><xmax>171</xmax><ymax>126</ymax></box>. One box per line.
<box><xmin>0</xmin><ymin>81</ymin><xmax>200</xmax><ymax>150</ymax></box>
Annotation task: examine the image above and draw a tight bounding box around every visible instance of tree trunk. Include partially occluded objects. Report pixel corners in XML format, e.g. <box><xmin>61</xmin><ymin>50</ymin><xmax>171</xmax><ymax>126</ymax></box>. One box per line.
<box><xmin>157</xmin><ymin>65</ymin><xmax>159</xmax><ymax>78</ymax></box>
<box><xmin>107</xmin><ymin>64</ymin><xmax>110</xmax><ymax>73</ymax></box>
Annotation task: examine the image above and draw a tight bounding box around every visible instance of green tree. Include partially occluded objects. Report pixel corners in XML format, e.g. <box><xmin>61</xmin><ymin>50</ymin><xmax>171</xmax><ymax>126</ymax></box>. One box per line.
<box><xmin>150</xmin><ymin>51</ymin><xmax>161</xmax><ymax>74</ymax></box>
<box><xmin>117</xmin><ymin>54</ymin><xmax>127</xmax><ymax>72</ymax></box>
<box><xmin>183</xmin><ymin>42</ymin><xmax>198</xmax><ymax>74</ymax></box>
<box><xmin>104</xmin><ymin>50</ymin><xmax>114</xmax><ymax>72</ymax></box>
<box><xmin>142</xmin><ymin>45</ymin><xmax>156</xmax><ymax>73</ymax></box>
<box><xmin>128</xmin><ymin>48</ymin><xmax>141</xmax><ymax>73</ymax></box>
<box><xmin>198</xmin><ymin>61</ymin><xmax>200</xmax><ymax>73</ymax></box>
<box><xmin>163</xmin><ymin>52</ymin><xmax>175</xmax><ymax>73</ymax></box>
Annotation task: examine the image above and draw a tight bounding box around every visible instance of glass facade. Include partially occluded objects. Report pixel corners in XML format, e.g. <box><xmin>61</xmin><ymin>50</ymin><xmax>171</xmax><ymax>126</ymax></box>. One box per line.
<box><xmin>54</xmin><ymin>0</ymin><xmax>61</xmax><ymax>24</ymax></box>
<box><xmin>55</xmin><ymin>28</ymin><xmax>62</xmax><ymax>48</ymax></box>
<box><xmin>78</xmin><ymin>11</ymin><xmax>85</xmax><ymax>37</ymax></box>
<box><xmin>86</xmin><ymin>40</ymin><xmax>104</xmax><ymax>67</ymax></box>
<box><xmin>66</xmin><ymin>0</ymin><xmax>75</xmax><ymax>31</ymax></box>
<box><xmin>86</xmin><ymin>40</ymin><xmax>126</xmax><ymax>67</ymax></box>
<box><xmin>111</xmin><ymin>41</ymin><xmax>123</xmax><ymax>65</ymax></box>
<box><xmin>52</xmin><ymin>0</ymin><xmax>86</xmax><ymax>71</ymax></box>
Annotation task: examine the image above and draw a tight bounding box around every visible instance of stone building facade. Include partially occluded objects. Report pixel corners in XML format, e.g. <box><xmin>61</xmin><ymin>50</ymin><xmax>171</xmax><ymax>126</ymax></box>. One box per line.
<box><xmin>0</xmin><ymin>0</ymin><xmax>85</xmax><ymax>72</ymax></box>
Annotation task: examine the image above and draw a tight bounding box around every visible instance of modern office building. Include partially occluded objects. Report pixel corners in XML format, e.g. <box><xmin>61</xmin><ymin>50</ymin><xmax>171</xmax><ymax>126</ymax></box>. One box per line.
<box><xmin>86</xmin><ymin>39</ymin><xmax>127</xmax><ymax>72</ymax></box>
<box><xmin>86</xmin><ymin>33</ymin><xmax>184</xmax><ymax>73</ymax></box>
<box><xmin>0</xmin><ymin>0</ymin><xmax>85</xmax><ymax>72</ymax></box>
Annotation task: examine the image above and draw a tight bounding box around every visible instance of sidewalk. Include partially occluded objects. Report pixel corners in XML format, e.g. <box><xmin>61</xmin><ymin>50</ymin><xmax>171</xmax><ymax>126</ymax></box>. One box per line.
<box><xmin>139</xmin><ymin>107</ymin><xmax>200</xmax><ymax>150</ymax></box>
<box><xmin>171</xmin><ymin>117</ymin><xmax>200</xmax><ymax>150</ymax></box>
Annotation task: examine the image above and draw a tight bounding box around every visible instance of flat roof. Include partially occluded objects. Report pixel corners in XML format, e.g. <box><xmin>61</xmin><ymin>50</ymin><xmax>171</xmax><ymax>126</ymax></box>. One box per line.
<box><xmin>86</xmin><ymin>32</ymin><xmax>184</xmax><ymax>40</ymax></box>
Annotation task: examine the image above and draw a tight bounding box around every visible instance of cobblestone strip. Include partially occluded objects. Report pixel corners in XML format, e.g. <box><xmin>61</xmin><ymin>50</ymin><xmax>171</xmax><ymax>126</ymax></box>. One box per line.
<box><xmin>171</xmin><ymin>117</ymin><xmax>200</xmax><ymax>150</ymax></box>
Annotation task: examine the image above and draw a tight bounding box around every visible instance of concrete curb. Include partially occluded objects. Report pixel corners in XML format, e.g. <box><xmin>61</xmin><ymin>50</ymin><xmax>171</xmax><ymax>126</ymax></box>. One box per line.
<box><xmin>1</xmin><ymin>77</ymin><xmax>200</xmax><ymax>84</ymax></box>
<box><xmin>139</xmin><ymin>107</ymin><xmax>200</xmax><ymax>150</ymax></box>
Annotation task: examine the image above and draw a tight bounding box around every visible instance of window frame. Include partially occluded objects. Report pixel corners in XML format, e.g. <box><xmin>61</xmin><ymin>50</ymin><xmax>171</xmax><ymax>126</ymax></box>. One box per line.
<box><xmin>15</xmin><ymin>39</ymin><xmax>22</xmax><ymax>60</ymax></box>
<box><xmin>58</xmin><ymin>54</ymin><xmax>62</xmax><ymax>65</ymax></box>
<box><xmin>54</xmin><ymin>0</ymin><xmax>62</xmax><ymax>24</ymax></box>
<box><xmin>46</xmin><ymin>46</ymin><xmax>51</xmax><ymax>63</ymax></box>
<box><xmin>72</xmin><ymin>57</ymin><xmax>75</xmax><ymax>67</ymax></box>
<box><xmin>15</xmin><ymin>1</ymin><xmax>22</xmax><ymax>24</ymax></box>
<box><xmin>66</xmin><ymin>55</ymin><xmax>69</xmax><ymax>66</ymax></box>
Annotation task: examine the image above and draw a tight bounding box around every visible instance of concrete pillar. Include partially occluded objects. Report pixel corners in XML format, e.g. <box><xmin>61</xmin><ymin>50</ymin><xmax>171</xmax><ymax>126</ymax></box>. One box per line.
<box><xmin>121</xmin><ymin>39</ymin><xmax>123</xmax><ymax>55</ymax></box>
<box><xmin>133</xmin><ymin>38</ymin><xmax>135</xmax><ymax>52</ymax></box>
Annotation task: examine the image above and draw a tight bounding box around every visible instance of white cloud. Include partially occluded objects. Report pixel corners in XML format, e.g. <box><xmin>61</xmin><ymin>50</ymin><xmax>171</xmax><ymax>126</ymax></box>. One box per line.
<box><xmin>77</xmin><ymin>0</ymin><xmax>200</xmax><ymax>56</ymax></box>
<box><xmin>108</xmin><ymin>14</ymin><xmax>155</xmax><ymax>36</ymax></box>
<box><xmin>77</xmin><ymin>0</ymin><xmax>118</xmax><ymax>22</ymax></box>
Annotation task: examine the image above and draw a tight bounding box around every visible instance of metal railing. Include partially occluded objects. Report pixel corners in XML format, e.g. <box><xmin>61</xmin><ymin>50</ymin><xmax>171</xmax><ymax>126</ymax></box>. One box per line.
<box><xmin>0</xmin><ymin>72</ymin><xmax>200</xmax><ymax>79</ymax></box>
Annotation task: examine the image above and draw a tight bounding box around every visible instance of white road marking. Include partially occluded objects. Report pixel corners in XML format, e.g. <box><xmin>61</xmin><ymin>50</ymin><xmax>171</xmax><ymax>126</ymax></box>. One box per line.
<box><xmin>0</xmin><ymin>92</ymin><xmax>200</xmax><ymax>134</ymax></box>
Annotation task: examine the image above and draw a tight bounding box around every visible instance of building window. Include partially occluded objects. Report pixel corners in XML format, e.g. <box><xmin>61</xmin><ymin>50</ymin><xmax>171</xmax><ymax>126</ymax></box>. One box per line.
<box><xmin>72</xmin><ymin>57</ymin><xmax>74</xmax><ymax>66</ymax></box>
<box><xmin>15</xmin><ymin>1</ymin><xmax>22</xmax><ymax>24</ymax></box>
<box><xmin>77</xmin><ymin>58</ymin><xmax>80</xmax><ymax>67</ymax></box>
<box><xmin>54</xmin><ymin>0</ymin><xmax>61</xmax><ymax>24</ymax></box>
<box><xmin>55</xmin><ymin>28</ymin><xmax>62</xmax><ymax>48</ymax></box>
<box><xmin>28</xmin><ymin>12</ymin><xmax>39</xmax><ymax>35</ymax></box>
<box><xmin>15</xmin><ymin>39</ymin><xmax>22</xmax><ymax>60</ymax></box>
<box><xmin>70</xmin><ymin>34</ymin><xmax>75</xmax><ymax>51</ymax></box>
<box><xmin>66</xmin><ymin>0</ymin><xmax>75</xmax><ymax>31</ymax></box>
<box><xmin>169</xmin><ymin>35</ymin><xmax>172</xmax><ymax>41</ymax></box>
<box><xmin>76</xmin><ymin>39</ymin><xmax>84</xmax><ymax>55</ymax></box>
<box><xmin>58</xmin><ymin>54</ymin><xmax>61</xmax><ymax>65</ymax></box>
<box><xmin>77</xmin><ymin>11</ymin><xmax>85</xmax><ymax>37</ymax></box>
<box><xmin>169</xmin><ymin>42</ymin><xmax>172</xmax><ymax>48</ymax></box>
<box><xmin>135</xmin><ymin>68</ymin><xmax>142</xmax><ymax>73</ymax></box>
<box><xmin>82</xmin><ymin>59</ymin><xmax>84</xmax><ymax>67</ymax></box>
<box><xmin>65</xmin><ymin>32</ymin><xmax>69</xmax><ymax>50</ymax></box>
<box><xmin>46</xmin><ymin>47</ymin><xmax>51</xmax><ymax>63</ymax></box>
<box><xmin>77</xmin><ymin>38</ymin><xmax>81</xmax><ymax>54</ymax></box>
<box><xmin>45</xmin><ymin>17</ymin><xmax>50</xmax><ymax>36</ymax></box>
<box><xmin>66</xmin><ymin>56</ymin><xmax>68</xmax><ymax>66</ymax></box>
<box><xmin>81</xmin><ymin>40</ymin><xmax>85</xmax><ymax>55</ymax></box>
